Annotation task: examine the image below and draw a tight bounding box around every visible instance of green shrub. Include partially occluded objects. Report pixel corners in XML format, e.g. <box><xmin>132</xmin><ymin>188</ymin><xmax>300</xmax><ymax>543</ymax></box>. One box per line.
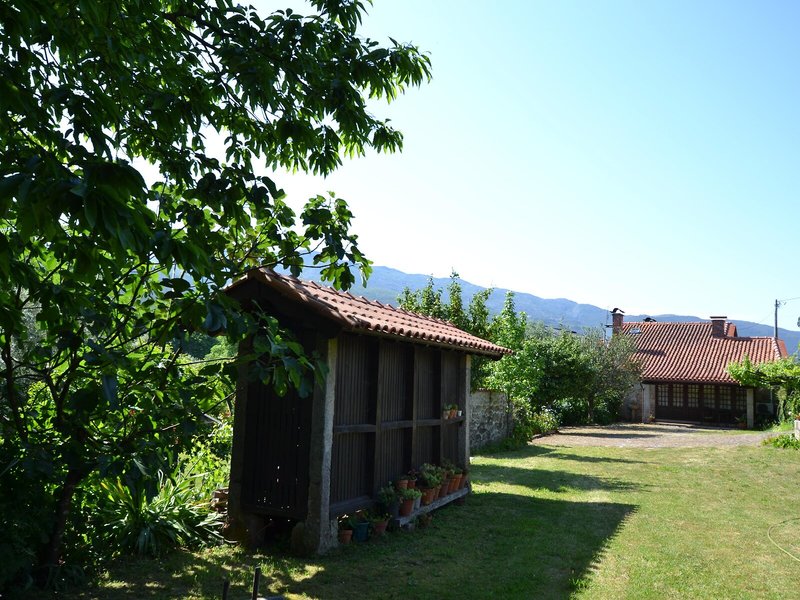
<box><xmin>552</xmin><ymin>397</ymin><xmax>590</xmax><ymax>426</ymax></box>
<box><xmin>530</xmin><ymin>409</ymin><xmax>559</xmax><ymax>434</ymax></box>
<box><xmin>99</xmin><ymin>467</ymin><xmax>224</xmax><ymax>558</ymax></box>
<box><xmin>762</xmin><ymin>434</ymin><xmax>800</xmax><ymax>449</ymax></box>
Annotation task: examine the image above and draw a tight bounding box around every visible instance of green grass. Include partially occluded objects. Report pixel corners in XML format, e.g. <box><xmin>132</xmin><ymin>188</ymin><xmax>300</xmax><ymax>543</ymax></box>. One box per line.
<box><xmin>39</xmin><ymin>440</ymin><xmax>800</xmax><ymax>599</ymax></box>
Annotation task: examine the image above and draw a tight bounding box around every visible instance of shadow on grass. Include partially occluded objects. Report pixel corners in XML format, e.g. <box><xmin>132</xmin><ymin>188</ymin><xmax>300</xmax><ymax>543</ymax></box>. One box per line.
<box><xmin>283</xmin><ymin>495</ymin><xmax>638</xmax><ymax>600</ymax></box>
<box><xmin>542</xmin><ymin>450</ymin><xmax>646</xmax><ymax>465</ymax></box>
<box><xmin>554</xmin><ymin>431</ymin><xmax>659</xmax><ymax>439</ymax></box>
<box><xmin>475</xmin><ymin>462</ymin><xmax>642</xmax><ymax>494</ymax></box>
<box><xmin>46</xmin><ymin>446</ymin><xmax>640</xmax><ymax>600</ymax></box>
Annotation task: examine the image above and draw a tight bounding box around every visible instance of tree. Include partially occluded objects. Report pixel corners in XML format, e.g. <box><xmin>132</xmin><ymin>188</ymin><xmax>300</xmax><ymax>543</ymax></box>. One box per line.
<box><xmin>0</xmin><ymin>0</ymin><xmax>430</xmax><ymax>585</ymax></box>
<box><xmin>580</xmin><ymin>329</ymin><xmax>641</xmax><ymax>422</ymax></box>
<box><xmin>397</xmin><ymin>272</ymin><xmax>495</xmax><ymax>387</ymax></box>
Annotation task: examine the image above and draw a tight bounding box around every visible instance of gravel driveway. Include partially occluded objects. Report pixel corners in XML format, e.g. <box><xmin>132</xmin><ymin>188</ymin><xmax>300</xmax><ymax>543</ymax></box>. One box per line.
<box><xmin>537</xmin><ymin>422</ymin><xmax>775</xmax><ymax>448</ymax></box>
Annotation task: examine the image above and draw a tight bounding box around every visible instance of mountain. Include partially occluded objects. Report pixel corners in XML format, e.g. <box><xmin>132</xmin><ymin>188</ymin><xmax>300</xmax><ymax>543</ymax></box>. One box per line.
<box><xmin>293</xmin><ymin>263</ymin><xmax>800</xmax><ymax>354</ymax></box>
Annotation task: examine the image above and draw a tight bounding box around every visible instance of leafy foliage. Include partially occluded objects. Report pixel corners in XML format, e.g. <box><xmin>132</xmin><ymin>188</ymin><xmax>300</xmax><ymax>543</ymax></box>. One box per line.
<box><xmin>762</xmin><ymin>434</ymin><xmax>800</xmax><ymax>449</ymax></box>
<box><xmin>98</xmin><ymin>466</ymin><xmax>224</xmax><ymax>558</ymax></box>
<box><xmin>0</xmin><ymin>0</ymin><xmax>430</xmax><ymax>588</ymax></box>
<box><xmin>398</xmin><ymin>277</ymin><xmax>641</xmax><ymax>443</ymax></box>
<box><xmin>729</xmin><ymin>356</ymin><xmax>800</xmax><ymax>420</ymax></box>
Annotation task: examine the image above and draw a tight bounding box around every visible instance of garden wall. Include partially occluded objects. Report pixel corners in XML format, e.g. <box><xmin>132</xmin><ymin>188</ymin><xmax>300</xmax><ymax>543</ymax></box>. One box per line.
<box><xmin>469</xmin><ymin>389</ymin><xmax>510</xmax><ymax>452</ymax></box>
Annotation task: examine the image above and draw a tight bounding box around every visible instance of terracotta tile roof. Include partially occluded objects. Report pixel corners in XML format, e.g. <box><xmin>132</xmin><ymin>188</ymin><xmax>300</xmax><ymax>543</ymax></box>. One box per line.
<box><xmin>228</xmin><ymin>268</ymin><xmax>511</xmax><ymax>358</ymax></box>
<box><xmin>619</xmin><ymin>321</ymin><xmax>786</xmax><ymax>384</ymax></box>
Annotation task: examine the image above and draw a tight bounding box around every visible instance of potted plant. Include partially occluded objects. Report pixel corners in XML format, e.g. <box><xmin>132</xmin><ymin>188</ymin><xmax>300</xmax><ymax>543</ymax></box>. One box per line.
<box><xmin>399</xmin><ymin>487</ymin><xmax>421</xmax><ymax>516</ymax></box>
<box><xmin>459</xmin><ymin>466</ymin><xmax>469</xmax><ymax>490</ymax></box>
<box><xmin>377</xmin><ymin>484</ymin><xmax>399</xmax><ymax>519</ymax></box>
<box><xmin>442</xmin><ymin>406</ymin><xmax>450</xmax><ymax>420</ymax></box>
<box><xmin>338</xmin><ymin>514</ymin><xmax>353</xmax><ymax>544</ymax></box>
<box><xmin>448</xmin><ymin>466</ymin><xmax>463</xmax><ymax>493</ymax></box>
<box><xmin>351</xmin><ymin>510</ymin><xmax>370</xmax><ymax>542</ymax></box>
<box><xmin>448</xmin><ymin>403</ymin><xmax>458</xmax><ymax>419</ymax></box>
<box><xmin>735</xmin><ymin>414</ymin><xmax>747</xmax><ymax>429</ymax></box>
<box><xmin>371</xmin><ymin>513</ymin><xmax>390</xmax><ymax>536</ymax></box>
<box><xmin>406</xmin><ymin>468</ymin><xmax>419</xmax><ymax>490</ymax></box>
<box><xmin>395</xmin><ymin>474</ymin><xmax>410</xmax><ymax>491</ymax></box>
<box><xmin>420</xmin><ymin>463</ymin><xmax>443</xmax><ymax>499</ymax></box>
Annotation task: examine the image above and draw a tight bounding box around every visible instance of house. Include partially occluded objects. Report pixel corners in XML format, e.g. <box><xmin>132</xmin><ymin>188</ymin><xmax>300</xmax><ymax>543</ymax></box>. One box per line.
<box><xmin>612</xmin><ymin>310</ymin><xmax>787</xmax><ymax>427</ymax></box>
<box><xmin>224</xmin><ymin>268</ymin><xmax>510</xmax><ymax>554</ymax></box>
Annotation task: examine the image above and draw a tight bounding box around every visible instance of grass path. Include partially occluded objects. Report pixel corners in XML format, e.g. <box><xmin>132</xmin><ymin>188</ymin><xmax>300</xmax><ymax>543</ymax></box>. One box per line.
<box><xmin>46</xmin><ymin>438</ymin><xmax>800</xmax><ymax>599</ymax></box>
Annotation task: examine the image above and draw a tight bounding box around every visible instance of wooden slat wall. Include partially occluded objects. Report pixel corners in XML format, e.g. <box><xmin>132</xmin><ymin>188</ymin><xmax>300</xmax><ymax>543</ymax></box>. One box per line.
<box><xmin>378</xmin><ymin>341</ymin><xmax>413</xmax><ymax>422</ymax></box>
<box><xmin>330</xmin><ymin>432</ymin><xmax>373</xmax><ymax>504</ymax></box>
<box><xmin>440</xmin><ymin>350</ymin><xmax>460</xmax><ymax>412</ymax></box>
<box><xmin>241</xmin><ymin>381</ymin><xmax>311</xmax><ymax>518</ymax></box>
<box><xmin>328</xmin><ymin>334</ymin><xmax>467</xmax><ymax>516</ymax></box>
<box><xmin>413</xmin><ymin>425</ymin><xmax>439</xmax><ymax>466</ymax></box>
<box><xmin>415</xmin><ymin>346</ymin><xmax>440</xmax><ymax>419</ymax></box>
<box><xmin>335</xmin><ymin>334</ymin><xmax>378</xmax><ymax>426</ymax></box>
<box><xmin>374</xmin><ymin>428</ymin><xmax>405</xmax><ymax>489</ymax></box>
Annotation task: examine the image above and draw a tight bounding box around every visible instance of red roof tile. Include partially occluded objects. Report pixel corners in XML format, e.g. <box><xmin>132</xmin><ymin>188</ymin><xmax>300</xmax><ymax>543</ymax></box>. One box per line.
<box><xmin>619</xmin><ymin>321</ymin><xmax>785</xmax><ymax>384</ymax></box>
<box><xmin>228</xmin><ymin>268</ymin><xmax>511</xmax><ymax>358</ymax></box>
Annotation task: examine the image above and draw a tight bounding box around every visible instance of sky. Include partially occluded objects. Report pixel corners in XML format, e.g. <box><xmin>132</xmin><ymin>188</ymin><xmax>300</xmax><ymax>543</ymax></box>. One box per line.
<box><xmin>249</xmin><ymin>1</ymin><xmax>800</xmax><ymax>331</ymax></box>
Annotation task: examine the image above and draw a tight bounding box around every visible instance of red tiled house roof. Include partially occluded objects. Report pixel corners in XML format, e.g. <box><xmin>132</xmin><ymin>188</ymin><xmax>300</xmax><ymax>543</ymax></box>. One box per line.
<box><xmin>227</xmin><ymin>268</ymin><xmax>511</xmax><ymax>358</ymax></box>
<box><xmin>620</xmin><ymin>321</ymin><xmax>786</xmax><ymax>384</ymax></box>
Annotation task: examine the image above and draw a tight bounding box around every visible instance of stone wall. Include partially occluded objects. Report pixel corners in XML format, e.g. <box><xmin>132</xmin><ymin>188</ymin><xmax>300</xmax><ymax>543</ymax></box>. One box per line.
<box><xmin>469</xmin><ymin>389</ymin><xmax>510</xmax><ymax>452</ymax></box>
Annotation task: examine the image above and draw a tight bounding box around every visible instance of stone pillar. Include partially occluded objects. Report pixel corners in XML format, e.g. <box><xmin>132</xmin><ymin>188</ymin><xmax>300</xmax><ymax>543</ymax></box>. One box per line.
<box><xmin>642</xmin><ymin>384</ymin><xmax>654</xmax><ymax>423</ymax></box>
<box><xmin>299</xmin><ymin>337</ymin><xmax>338</xmax><ymax>555</ymax></box>
<box><xmin>746</xmin><ymin>388</ymin><xmax>755</xmax><ymax>429</ymax></box>
<box><xmin>794</xmin><ymin>419</ymin><xmax>800</xmax><ymax>440</ymax></box>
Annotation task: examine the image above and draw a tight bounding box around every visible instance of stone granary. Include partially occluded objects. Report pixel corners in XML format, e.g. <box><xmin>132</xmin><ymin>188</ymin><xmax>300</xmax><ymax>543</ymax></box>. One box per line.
<box><xmin>225</xmin><ymin>269</ymin><xmax>509</xmax><ymax>553</ymax></box>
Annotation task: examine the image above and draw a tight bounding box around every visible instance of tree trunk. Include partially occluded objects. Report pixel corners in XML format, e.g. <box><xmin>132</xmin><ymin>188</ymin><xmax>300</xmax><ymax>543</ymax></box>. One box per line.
<box><xmin>35</xmin><ymin>467</ymin><xmax>86</xmax><ymax>586</ymax></box>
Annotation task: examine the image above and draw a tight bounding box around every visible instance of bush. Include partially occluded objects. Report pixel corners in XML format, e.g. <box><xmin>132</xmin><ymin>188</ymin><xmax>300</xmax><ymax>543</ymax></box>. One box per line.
<box><xmin>551</xmin><ymin>397</ymin><xmax>590</xmax><ymax>426</ymax></box>
<box><xmin>530</xmin><ymin>409</ymin><xmax>559</xmax><ymax>434</ymax></box>
<box><xmin>762</xmin><ymin>434</ymin><xmax>800</xmax><ymax>449</ymax></box>
<box><xmin>99</xmin><ymin>466</ymin><xmax>224</xmax><ymax>558</ymax></box>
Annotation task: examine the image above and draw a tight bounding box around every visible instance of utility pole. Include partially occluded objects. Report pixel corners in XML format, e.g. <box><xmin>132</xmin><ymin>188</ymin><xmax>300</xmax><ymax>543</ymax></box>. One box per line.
<box><xmin>774</xmin><ymin>298</ymin><xmax>780</xmax><ymax>340</ymax></box>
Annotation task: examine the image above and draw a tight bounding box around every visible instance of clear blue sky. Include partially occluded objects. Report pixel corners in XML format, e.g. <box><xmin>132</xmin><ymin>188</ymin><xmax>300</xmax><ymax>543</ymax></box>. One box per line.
<box><xmin>254</xmin><ymin>1</ymin><xmax>800</xmax><ymax>330</ymax></box>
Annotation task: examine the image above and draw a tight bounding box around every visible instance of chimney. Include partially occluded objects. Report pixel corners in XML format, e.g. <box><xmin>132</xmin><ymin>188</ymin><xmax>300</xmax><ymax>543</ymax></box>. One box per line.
<box><xmin>710</xmin><ymin>315</ymin><xmax>727</xmax><ymax>338</ymax></box>
<box><xmin>611</xmin><ymin>308</ymin><xmax>624</xmax><ymax>334</ymax></box>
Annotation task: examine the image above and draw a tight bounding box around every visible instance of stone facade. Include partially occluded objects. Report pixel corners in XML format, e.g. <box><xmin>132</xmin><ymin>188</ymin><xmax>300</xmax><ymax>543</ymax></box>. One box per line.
<box><xmin>469</xmin><ymin>389</ymin><xmax>510</xmax><ymax>452</ymax></box>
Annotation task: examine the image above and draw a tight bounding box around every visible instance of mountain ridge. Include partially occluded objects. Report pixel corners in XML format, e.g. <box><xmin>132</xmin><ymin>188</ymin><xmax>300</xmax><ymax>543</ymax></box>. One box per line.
<box><xmin>291</xmin><ymin>263</ymin><xmax>800</xmax><ymax>353</ymax></box>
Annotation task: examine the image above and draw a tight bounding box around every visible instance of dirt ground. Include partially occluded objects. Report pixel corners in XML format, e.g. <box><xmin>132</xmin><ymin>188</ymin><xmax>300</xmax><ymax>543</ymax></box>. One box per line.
<box><xmin>537</xmin><ymin>422</ymin><xmax>776</xmax><ymax>448</ymax></box>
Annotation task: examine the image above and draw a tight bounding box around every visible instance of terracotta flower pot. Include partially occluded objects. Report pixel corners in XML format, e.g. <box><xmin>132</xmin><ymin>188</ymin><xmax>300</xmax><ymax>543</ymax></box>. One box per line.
<box><xmin>449</xmin><ymin>409</ymin><xmax>457</xmax><ymax>418</ymax></box>
<box><xmin>372</xmin><ymin>520</ymin><xmax>388</xmax><ymax>536</ymax></box>
<box><xmin>439</xmin><ymin>481</ymin><xmax>449</xmax><ymax>498</ymax></box>
<box><xmin>338</xmin><ymin>529</ymin><xmax>353</xmax><ymax>544</ymax></box>
<box><xmin>421</xmin><ymin>487</ymin><xmax>435</xmax><ymax>505</ymax></box>
<box><xmin>399</xmin><ymin>498</ymin><xmax>415</xmax><ymax>517</ymax></box>
<box><xmin>395</xmin><ymin>478</ymin><xmax>408</xmax><ymax>491</ymax></box>
<box><xmin>459</xmin><ymin>475</ymin><xmax>468</xmax><ymax>490</ymax></box>
<box><xmin>407</xmin><ymin>479</ymin><xmax>416</xmax><ymax>490</ymax></box>
<box><xmin>448</xmin><ymin>474</ymin><xmax>462</xmax><ymax>493</ymax></box>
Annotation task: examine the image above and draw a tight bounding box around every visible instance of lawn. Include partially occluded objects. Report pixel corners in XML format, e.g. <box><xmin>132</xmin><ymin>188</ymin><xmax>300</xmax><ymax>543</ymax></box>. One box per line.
<box><xmin>42</xmin><ymin>436</ymin><xmax>800</xmax><ymax>599</ymax></box>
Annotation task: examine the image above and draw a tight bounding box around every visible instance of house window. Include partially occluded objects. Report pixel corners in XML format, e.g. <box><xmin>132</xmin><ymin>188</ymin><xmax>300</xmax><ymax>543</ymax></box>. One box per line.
<box><xmin>700</xmin><ymin>385</ymin><xmax>714</xmax><ymax>409</ymax></box>
<box><xmin>657</xmin><ymin>385</ymin><xmax>669</xmax><ymax>407</ymax></box>
<box><xmin>735</xmin><ymin>388</ymin><xmax>747</xmax><ymax>411</ymax></box>
<box><xmin>719</xmin><ymin>387</ymin><xmax>731</xmax><ymax>410</ymax></box>
<box><xmin>687</xmin><ymin>385</ymin><xmax>699</xmax><ymax>408</ymax></box>
<box><xmin>671</xmin><ymin>384</ymin><xmax>684</xmax><ymax>407</ymax></box>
